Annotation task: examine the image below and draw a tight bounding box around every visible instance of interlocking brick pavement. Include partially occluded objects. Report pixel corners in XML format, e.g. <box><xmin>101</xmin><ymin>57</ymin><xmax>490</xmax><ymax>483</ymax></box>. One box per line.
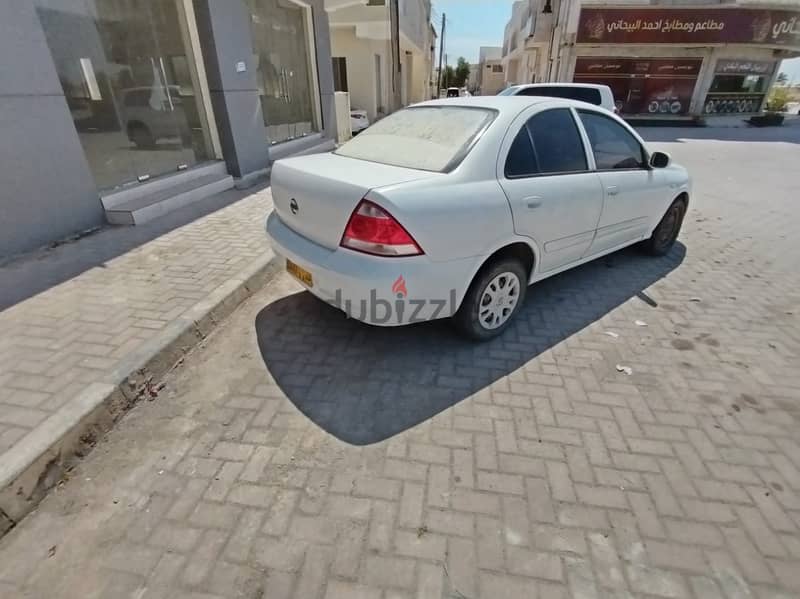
<box><xmin>0</xmin><ymin>184</ymin><xmax>275</xmax><ymax>524</ymax></box>
<box><xmin>0</xmin><ymin>126</ymin><xmax>799</xmax><ymax>598</ymax></box>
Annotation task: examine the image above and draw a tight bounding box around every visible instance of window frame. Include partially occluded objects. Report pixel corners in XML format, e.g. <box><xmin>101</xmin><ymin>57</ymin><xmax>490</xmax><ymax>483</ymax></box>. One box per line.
<box><xmin>576</xmin><ymin>109</ymin><xmax>650</xmax><ymax>172</ymax></box>
<box><xmin>502</xmin><ymin>107</ymin><xmax>592</xmax><ymax>180</ymax></box>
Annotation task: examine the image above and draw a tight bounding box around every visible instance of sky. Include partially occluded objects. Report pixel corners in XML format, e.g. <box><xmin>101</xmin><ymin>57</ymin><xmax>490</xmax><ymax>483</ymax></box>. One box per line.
<box><xmin>432</xmin><ymin>0</ymin><xmax>517</xmax><ymax>65</ymax></box>
<box><xmin>432</xmin><ymin>0</ymin><xmax>800</xmax><ymax>84</ymax></box>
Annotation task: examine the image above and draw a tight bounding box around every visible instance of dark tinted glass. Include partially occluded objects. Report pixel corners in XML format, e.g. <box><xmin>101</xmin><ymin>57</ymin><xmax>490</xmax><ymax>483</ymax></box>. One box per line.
<box><xmin>124</xmin><ymin>90</ymin><xmax>150</xmax><ymax>107</ymax></box>
<box><xmin>578</xmin><ymin>110</ymin><xmax>646</xmax><ymax>170</ymax></box>
<box><xmin>518</xmin><ymin>86</ymin><xmax>602</xmax><ymax>105</ymax></box>
<box><xmin>527</xmin><ymin>109</ymin><xmax>588</xmax><ymax>174</ymax></box>
<box><xmin>504</xmin><ymin>127</ymin><xmax>538</xmax><ymax>178</ymax></box>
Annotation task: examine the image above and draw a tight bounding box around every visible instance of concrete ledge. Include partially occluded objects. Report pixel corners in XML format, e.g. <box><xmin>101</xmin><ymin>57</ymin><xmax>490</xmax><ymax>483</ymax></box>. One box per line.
<box><xmin>234</xmin><ymin>167</ymin><xmax>271</xmax><ymax>190</ymax></box>
<box><xmin>0</xmin><ymin>249</ymin><xmax>282</xmax><ymax>529</ymax></box>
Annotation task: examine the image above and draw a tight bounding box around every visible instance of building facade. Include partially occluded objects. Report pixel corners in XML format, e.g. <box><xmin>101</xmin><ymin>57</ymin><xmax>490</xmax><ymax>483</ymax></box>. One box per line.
<box><xmin>326</xmin><ymin>0</ymin><xmax>434</xmax><ymax>121</ymax></box>
<box><xmin>501</xmin><ymin>0</ymin><xmax>800</xmax><ymax>121</ymax></box>
<box><xmin>1</xmin><ymin>0</ymin><xmax>337</xmax><ymax>258</ymax></box>
<box><xmin>477</xmin><ymin>46</ymin><xmax>505</xmax><ymax>95</ymax></box>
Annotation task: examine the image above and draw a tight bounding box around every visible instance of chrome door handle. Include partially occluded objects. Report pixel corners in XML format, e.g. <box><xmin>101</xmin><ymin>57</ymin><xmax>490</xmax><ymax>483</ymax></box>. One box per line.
<box><xmin>606</xmin><ymin>186</ymin><xmax>620</xmax><ymax>196</ymax></box>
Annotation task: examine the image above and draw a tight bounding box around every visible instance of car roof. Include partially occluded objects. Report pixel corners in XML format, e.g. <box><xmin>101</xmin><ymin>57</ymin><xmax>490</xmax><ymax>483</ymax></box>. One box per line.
<box><xmin>508</xmin><ymin>83</ymin><xmax>611</xmax><ymax>91</ymax></box>
<box><xmin>414</xmin><ymin>96</ymin><xmax>602</xmax><ymax>113</ymax></box>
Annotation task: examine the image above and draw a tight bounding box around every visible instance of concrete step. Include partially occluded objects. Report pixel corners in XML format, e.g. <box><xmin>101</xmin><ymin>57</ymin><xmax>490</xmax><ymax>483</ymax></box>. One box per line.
<box><xmin>105</xmin><ymin>172</ymin><xmax>234</xmax><ymax>225</ymax></box>
<box><xmin>100</xmin><ymin>161</ymin><xmax>228</xmax><ymax>211</ymax></box>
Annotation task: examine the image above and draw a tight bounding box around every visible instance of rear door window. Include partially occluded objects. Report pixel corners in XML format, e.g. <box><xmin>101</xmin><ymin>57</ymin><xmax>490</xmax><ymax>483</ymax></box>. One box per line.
<box><xmin>504</xmin><ymin>127</ymin><xmax>538</xmax><ymax>178</ymax></box>
<box><xmin>503</xmin><ymin>108</ymin><xmax>588</xmax><ymax>177</ymax></box>
<box><xmin>527</xmin><ymin>108</ymin><xmax>588</xmax><ymax>174</ymax></box>
<box><xmin>519</xmin><ymin>86</ymin><xmax>602</xmax><ymax>106</ymax></box>
<box><xmin>578</xmin><ymin>110</ymin><xmax>646</xmax><ymax>170</ymax></box>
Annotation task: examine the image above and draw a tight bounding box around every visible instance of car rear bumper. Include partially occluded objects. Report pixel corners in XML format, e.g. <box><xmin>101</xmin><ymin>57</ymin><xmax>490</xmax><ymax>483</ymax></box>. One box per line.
<box><xmin>266</xmin><ymin>211</ymin><xmax>476</xmax><ymax>326</ymax></box>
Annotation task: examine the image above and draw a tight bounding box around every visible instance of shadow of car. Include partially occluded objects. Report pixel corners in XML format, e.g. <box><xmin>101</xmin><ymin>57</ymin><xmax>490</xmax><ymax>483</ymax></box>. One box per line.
<box><xmin>255</xmin><ymin>242</ymin><xmax>686</xmax><ymax>445</ymax></box>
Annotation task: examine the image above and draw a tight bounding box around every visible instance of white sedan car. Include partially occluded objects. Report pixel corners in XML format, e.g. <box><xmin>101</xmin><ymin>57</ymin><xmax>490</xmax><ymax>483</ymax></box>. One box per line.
<box><xmin>266</xmin><ymin>97</ymin><xmax>690</xmax><ymax>339</ymax></box>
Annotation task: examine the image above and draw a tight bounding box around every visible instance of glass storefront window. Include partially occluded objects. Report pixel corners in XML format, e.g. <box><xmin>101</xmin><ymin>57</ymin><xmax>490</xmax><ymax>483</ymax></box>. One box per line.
<box><xmin>573</xmin><ymin>58</ymin><xmax>702</xmax><ymax>116</ymax></box>
<box><xmin>36</xmin><ymin>0</ymin><xmax>215</xmax><ymax>191</ymax></box>
<box><xmin>245</xmin><ymin>0</ymin><xmax>321</xmax><ymax>145</ymax></box>
<box><xmin>709</xmin><ymin>74</ymin><xmax>768</xmax><ymax>94</ymax></box>
<box><xmin>704</xmin><ymin>61</ymin><xmax>774</xmax><ymax>115</ymax></box>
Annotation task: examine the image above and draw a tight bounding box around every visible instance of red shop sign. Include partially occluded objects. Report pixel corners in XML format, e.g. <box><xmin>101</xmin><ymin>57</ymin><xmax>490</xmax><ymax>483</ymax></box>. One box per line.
<box><xmin>574</xmin><ymin>58</ymin><xmax>702</xmax><ymax>77</ymax></box>
<box><xmin>578</xmin><ymin>8</ymin><xmax>800</xmax><ymax>46</ymax></box>
<box><xmin>574</xmin><ymin>58</ymin><xmax>629</xmax><ymax>75</ymax></box>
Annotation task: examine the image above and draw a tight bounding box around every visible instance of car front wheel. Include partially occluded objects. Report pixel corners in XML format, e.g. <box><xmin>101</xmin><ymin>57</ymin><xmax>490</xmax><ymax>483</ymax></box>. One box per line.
<box><xmin>454</xmin><ymin>258</ymin><xmax>528</xmax><ymax>341</ymax></box>
<box><xmin>642</xmin><ymin>198</ymin><xmax>686</xmax><ymax>256</ymax></box>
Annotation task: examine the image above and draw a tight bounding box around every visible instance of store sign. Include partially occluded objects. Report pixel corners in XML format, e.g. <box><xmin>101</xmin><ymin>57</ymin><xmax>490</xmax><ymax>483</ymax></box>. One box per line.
<box><xmin>575</xmin><ymin>58</ymin><xmax>701</xmax><ymax>76</ymax></box>
<box><xmin>578</xmin><ymin>8</ymin><xmax>800</xmax><ymax>46</ymax></box>
<box><xmin>573</xmin><ymin>57</ymin><xmax>702</xmax><ymax>116</ymax></box>
<box><xmin>715</xmin><ymin>59</ymin><xmax>775</xmax><ymax>75</ymax></box>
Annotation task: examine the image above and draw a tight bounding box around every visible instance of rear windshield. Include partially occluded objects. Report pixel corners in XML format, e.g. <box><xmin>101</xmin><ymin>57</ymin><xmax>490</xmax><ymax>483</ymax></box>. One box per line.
<box><xmin>334</xmin><ymin>106</ymin><xmax>496</xmax><ymax>172</ymax></box>
<box><xmin>518</xmin><ymin>86</ymin><xmax>602</xmax><ymax>105</ymax></box>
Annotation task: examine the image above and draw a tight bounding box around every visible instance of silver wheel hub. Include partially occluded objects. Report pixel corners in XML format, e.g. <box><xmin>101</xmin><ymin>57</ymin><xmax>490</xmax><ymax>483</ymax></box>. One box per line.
<box><xmin>479</xmin><ymin>271</ymin><xmax>521</xmax><ymax>330</ymax></box>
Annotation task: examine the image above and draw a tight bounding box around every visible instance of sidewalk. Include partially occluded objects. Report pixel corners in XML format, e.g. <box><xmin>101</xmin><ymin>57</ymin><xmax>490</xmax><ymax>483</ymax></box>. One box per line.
<box><xmin>0</xmin><ymin>183</ymin><xmax>278</xmax><ymax>532</ymax></box>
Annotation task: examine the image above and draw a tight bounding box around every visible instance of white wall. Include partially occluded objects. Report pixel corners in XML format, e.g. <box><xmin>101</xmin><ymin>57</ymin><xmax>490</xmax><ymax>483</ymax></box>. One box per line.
<box><xmin>480</xmin><ymin>61</ymin><xmax>506</xmax><ymax>95</ymax></box>
<box><xmin>330</xmin><ymin>26</ymin><xmax>389</xmax><ymax>121</ymax></box>
<box><xmin>328</xmin><ymin>0</ymin><xmax>432</xmax><ymax>115</ymax></box>
<box><xmin>399</xmin><ymin>0</ymin><xmax>429</xmax><ymax>52</ymax></box>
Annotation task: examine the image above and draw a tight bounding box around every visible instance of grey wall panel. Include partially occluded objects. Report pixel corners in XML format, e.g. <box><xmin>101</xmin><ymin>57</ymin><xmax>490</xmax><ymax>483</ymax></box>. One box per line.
<box><xmin>0</xmin><ymin>95</ymin><xmax>104</xmax><ymax>257</ymax></box>
<box><xmin>209</xmin><ymin>90</ymin><xmax>269</xmax><ymax>177</ymax></box>
<box><xmin>0</xmin><ymin>3</ymin><xmax>63</xmax><ymax>96</ymax></box>
<box><xmin>193</xmin><ymin>0</ymin><xmax>258</xmax><ymax>93</ymax></box>
<box><xmin>195</xmin><ymin>0</ymin><xmax>336</xmax><ymax>180</ymax></box>
<box><xmin>0</xmin><ymin>1</ymin><xmax>103</xmax><ymax>258</ymax></box>
<box><xmin>311</xmin><ymin>0</ymin><xmax>336</xmax><ymax>139</ymax></box>
<box><xmin>196</xmin><ymin>0</ymin><xmax>269</xmax><ymax>179</ymax></box>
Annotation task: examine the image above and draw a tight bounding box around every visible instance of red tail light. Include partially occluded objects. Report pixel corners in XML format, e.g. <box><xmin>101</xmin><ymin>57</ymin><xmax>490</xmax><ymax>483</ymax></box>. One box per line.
<box><xmin>341</xmin><ymin>199</ymin><xmax>423</xmax><ymax>257</ymax></box>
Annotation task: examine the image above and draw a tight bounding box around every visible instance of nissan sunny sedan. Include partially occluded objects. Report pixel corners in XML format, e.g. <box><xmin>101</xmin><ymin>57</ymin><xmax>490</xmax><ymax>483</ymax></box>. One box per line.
<box><xmin>266</xmin><ymin>97</ymin><xmax>690</xmax><ymax>340</ymax></box>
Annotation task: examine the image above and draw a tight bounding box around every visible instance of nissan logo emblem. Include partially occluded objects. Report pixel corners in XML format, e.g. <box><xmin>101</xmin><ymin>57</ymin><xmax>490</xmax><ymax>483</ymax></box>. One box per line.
<box><xmin>289</xmin><ymin>198</ymin><xmax>298</xmax><ymax>215</ymax></box>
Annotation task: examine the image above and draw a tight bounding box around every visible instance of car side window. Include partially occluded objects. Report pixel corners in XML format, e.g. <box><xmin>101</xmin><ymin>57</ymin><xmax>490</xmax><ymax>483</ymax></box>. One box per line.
<box><xmin>527</xmin><ymin>108</ymin><xmax>588</xmax><ymax>174</ymax></box>
<box><xmin>504</xmin><ymin>127</ymin><xmax>539</xmax><ymax>178</ymax></box>
<box><xmin>578</xmin><ymin>110</ymin><xmax>647</xmax><ymax>170</ymax></box>
<box><xmin>519</xmin><ymin>86</ymin><xmax>602</xmax><ymax>105</ymax></box>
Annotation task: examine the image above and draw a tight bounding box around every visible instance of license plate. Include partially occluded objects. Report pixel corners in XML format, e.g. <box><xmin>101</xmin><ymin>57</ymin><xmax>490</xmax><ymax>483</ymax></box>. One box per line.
<box><xmin>286</xmin><ymin>259</ymin><xmax>313</xmax><ymax>287</ymax></box>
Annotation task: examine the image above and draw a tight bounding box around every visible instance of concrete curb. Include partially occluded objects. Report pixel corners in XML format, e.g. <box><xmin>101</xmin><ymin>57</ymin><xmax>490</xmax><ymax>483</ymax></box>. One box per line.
<box><xmin>0</xmin><ymin>249</ymin><xmax>282</xmax><ymax>533</ymax></box>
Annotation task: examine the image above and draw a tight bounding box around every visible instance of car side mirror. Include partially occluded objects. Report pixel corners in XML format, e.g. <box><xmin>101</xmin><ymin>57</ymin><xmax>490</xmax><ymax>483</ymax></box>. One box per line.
<box><xmin>650</xmin><ymin>151</ymin><xmax>670</xmax><ymax>168</ymax></box>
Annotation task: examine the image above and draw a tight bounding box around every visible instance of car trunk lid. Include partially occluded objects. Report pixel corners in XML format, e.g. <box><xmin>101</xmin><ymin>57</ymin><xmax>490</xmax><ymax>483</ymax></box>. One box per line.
<box><xmin>271</xmin><ymin>153</ymin><xmax>434</xmax><ymax>250</ymax></box>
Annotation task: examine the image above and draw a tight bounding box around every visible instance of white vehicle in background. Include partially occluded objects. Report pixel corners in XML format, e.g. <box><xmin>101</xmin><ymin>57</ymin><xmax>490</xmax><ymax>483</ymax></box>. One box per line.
<box><xmin>499</xmin><ymin>83</ymin><xmax>618</xmax><ymax>113</ymax></box>
<box><xmin>350</xmin><ymin>109</ymin><xmax>370</xmax><ymax>134</ymax></box>
<box><xmin>266</xmin><ymin>97</ymin><xmax>689</xmax><ymax>340</ymax></box>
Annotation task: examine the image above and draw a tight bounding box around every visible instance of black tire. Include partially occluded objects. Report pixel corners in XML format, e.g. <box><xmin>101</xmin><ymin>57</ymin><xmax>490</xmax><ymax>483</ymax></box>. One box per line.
<box><xmin>129</xmin><ymin>124</ymin><xmax>155</xmax><ymax>149</ymax></box>
<box><xmin>453</xmin><ymin>258</ymin><xmax>528</xmax><ymax>341</ymax></box>
<box><xmin>641</xmin><ymin>198</ymin><xmax>686</xmax><ymax>256</ymax></box>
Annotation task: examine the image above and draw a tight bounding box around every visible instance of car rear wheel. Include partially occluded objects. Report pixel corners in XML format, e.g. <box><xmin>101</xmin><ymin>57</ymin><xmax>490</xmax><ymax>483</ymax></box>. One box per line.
<box><xmin>129</xmin><ymin>124</ymin><xmax>155</xmax><ymax>149</ymax></box>
<box><xmin>641</xmin><ymin>198</ymin><xmax>686</xmax><ymax>256</ymax></box>
<box><xmin>454</xmin><ymin>258</ymin><xmax>528</xmax><ymax>341</ymax></box>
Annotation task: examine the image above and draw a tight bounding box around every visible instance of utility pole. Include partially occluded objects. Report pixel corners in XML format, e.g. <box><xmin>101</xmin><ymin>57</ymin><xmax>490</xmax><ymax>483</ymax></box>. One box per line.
<box><xmin>436</xmin><ymin>13</ymin><xmax>445</xmax><ymax>97</ymax></box>
<box><xmin>389</xmin><ymin>0</ymin><xmax>402</xmax><ymax>111</ymax></box>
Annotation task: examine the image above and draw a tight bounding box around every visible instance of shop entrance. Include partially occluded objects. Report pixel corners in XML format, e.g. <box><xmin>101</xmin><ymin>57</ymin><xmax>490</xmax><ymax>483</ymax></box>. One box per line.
<box><xmin>36</xmin><ymin>0</ymin><xmax>216</xmax><ymax>191</ymax></box>
<box><xmin>574</xmin><ymin>57</ymin><xmax>702</xmax><ymax>116</ymax></box>
<box><xmin>246</xmin><ymin>0</ymin><xmax>321</xmax><ymax>145</ymax></box>
<box><xmin>703</xmin><ymin>60</ymin><xmax>775</xmax><ymax>115</ymax></box>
